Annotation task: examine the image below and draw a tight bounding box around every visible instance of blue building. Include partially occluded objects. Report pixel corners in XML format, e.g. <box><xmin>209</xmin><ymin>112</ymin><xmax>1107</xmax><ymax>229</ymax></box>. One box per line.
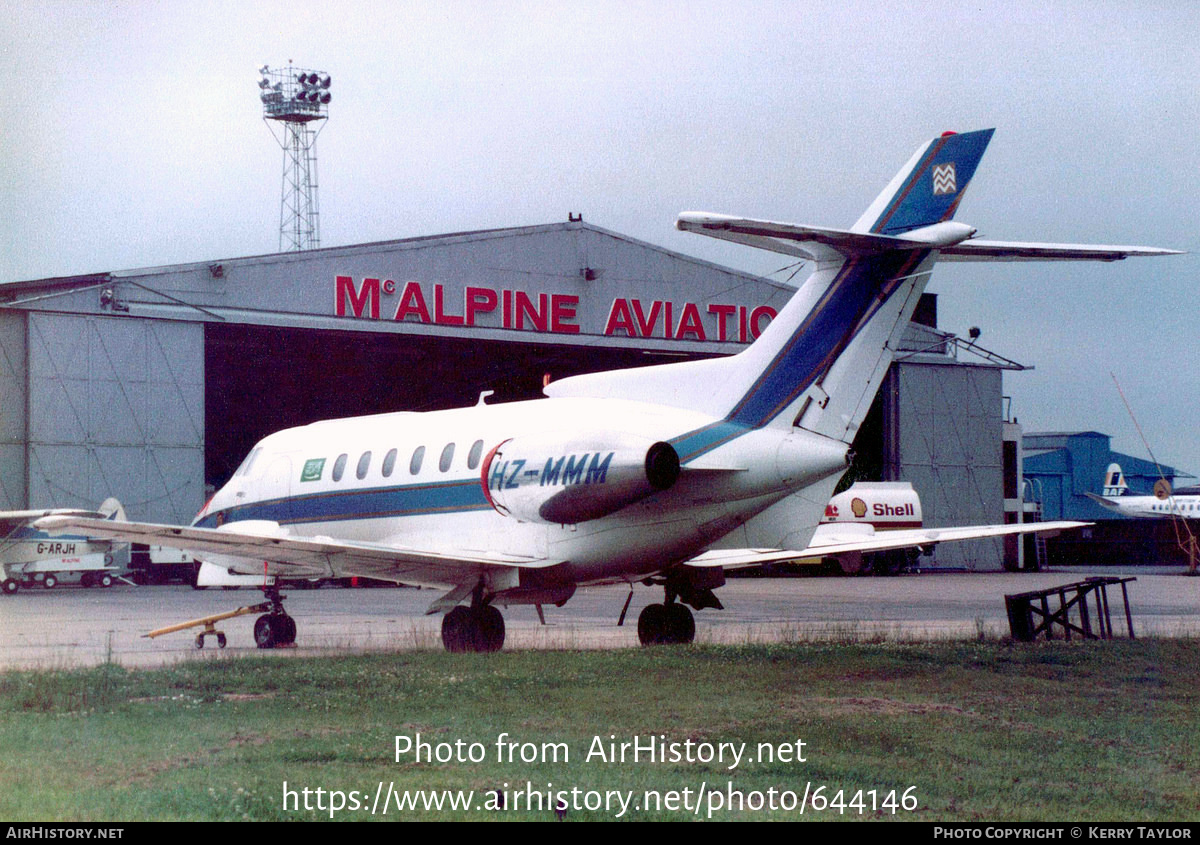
<box><xmin>1023</xmin><ymin>431</ymin><xmax>1180</xmax><ymax>522</ymax></box>
<box><xmin>1024</xmin><ymin>431</ymin><xmax>1196</xmax><ymax>566</ymax></box>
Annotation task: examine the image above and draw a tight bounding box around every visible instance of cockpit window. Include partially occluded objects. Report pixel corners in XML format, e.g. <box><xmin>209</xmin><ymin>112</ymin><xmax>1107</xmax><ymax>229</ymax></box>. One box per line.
<box><xmin>234</xmin><ymin>447</ymin><xmax>262</xmax><ymax>477</ymax></box>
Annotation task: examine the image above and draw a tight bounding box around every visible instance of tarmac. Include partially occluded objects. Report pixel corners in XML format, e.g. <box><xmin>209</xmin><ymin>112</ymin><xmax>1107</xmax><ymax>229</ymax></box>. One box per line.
<box><xmin>0</xmin><ymin>568</ymin><xmax>1197</xmax><ymax>669</ymax></box>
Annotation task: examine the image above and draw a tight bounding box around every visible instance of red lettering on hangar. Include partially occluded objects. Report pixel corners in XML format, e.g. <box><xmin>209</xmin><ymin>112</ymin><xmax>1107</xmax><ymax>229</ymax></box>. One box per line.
<box><xmin>334</xmin><ymin>276</ymin><xmax>775</xmax><ymax>341</ymax></box>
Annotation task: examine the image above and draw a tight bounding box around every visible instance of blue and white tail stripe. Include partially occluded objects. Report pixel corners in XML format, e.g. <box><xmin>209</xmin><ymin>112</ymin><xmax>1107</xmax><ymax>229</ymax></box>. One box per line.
<box><xmin>862</xmin><ymin>129</ymin><xmax>993</xmax><ymax>235</ymax></box>
<box><xmin>724</xmin><ymin>249</ymin><xmax>927</xmax><ymax>429</ymax></box>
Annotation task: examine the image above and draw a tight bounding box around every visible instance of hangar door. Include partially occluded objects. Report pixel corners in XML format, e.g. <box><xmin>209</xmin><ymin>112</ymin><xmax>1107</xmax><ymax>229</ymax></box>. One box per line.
<box><xmin>26</xmin><ymin>313</ymin><xmax>205</xmax><ymax>523</ymax></box>
<box><xmin>204</xmin><ymin>322</ymin><xmax>713</xmax><ymax>489</ymax></box>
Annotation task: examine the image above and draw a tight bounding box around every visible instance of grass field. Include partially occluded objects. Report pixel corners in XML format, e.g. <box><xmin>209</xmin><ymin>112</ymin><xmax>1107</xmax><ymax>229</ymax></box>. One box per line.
<box><xmin>1</xmin><ymin>639</ymin><xmax>1198</xmax><ymax>821</ymax></box>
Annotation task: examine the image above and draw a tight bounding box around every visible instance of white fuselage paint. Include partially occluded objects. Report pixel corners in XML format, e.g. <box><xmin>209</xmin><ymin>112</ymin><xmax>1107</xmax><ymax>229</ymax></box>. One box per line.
<box><xmin>196</xmin><ymin>397</ymin><xmax>850</xmax><ymax>588</ymax></box>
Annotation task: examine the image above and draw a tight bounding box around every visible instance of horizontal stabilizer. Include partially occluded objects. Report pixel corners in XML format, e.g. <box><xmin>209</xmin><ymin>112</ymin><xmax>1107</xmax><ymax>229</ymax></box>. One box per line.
<box><xmin>676</xmin><ymin>213</ymin><xmax>977</xmax><ymax>261</ymax></box>
<box><xmin>1084</xmin><ymin>492</ymin><xmax>1127</xmax><ymax>514</ymax></box>
<box><xmin>939</xmin><ymin>240</ymin><xmax>1183</xmax><ymax>262</ymax></box>
<box><xmin>677</xmin><ymin>214</ymin><xmax>1180</xmax><ymax>263</ymax></box>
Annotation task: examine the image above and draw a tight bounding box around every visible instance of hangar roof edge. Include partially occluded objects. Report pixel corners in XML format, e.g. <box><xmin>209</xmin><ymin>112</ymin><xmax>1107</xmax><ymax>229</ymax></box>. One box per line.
<box><xmin>1</xmin><ymin>220</ymin><xmax>788</xmax><ymax>295</ymax></box>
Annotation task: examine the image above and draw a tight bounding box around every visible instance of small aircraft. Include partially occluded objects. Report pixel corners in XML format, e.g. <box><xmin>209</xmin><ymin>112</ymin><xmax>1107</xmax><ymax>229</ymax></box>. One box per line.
<box><xmin>1086</xmin><ymin>463</ymin><xmax>1200</xmax><ymax>519</ymax></box>
<box><xmin>1</xmin><ymin>499</ymin><xmax>127</xmax><ymax>593</ymax></box>
<box><xmin>37</xmin><ymin>129</ymin><xmax>1177</xmax><ymax>651</ymax></box>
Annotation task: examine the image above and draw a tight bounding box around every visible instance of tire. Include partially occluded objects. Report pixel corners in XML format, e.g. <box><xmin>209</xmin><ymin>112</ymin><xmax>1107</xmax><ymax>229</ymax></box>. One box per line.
<box><xmin>476</xmin><ymin>606</ymin><xmax>505</xmax><ymax>652</ymax></box>
<box><xmin>637</xmin><ymin>603</ymin><xmax>668</xmax><ymax>646</ymax></box>
<box><xmin>1</xmin><ymin>579</ymin><xmax>19</xmax><ymax>595</ymax></box>
<box><xmin>278</xmin><ymin>614</ymin><xmax>297</xmax><ymax>645</ymax></box>
<box><xmin>42</xmin><ymin>575</ymin><xmax>58</xmax><ymax>590</ymax></box>
<box><xmin>664</xmin><ymin>603</ymin><xmax>696</xmax><ymax>644</ymax></box>
<box><xmin>99</xmin><ymin>574</ymin><xmax>113</xmax><ymax>588</ymax></box>
<box><xmin>254</xmin><ymin>615</ymin><xmax>278</xmax><ymax>649</ymax></box>
<box><xmin>441</xmin><ymin>606</ymin><xmax>473</xmax><ymax>653</ymax></box>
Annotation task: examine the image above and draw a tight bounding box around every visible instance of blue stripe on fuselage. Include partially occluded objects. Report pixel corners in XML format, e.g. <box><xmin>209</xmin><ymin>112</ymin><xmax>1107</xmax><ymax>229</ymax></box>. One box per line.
<box><xmin>195</xmin><ymin>479</ymin><xmax>492</xmax><ymax>528</ymax></box>
<box><xmin>670</xmin><ymin>420</ymin><xmax>754</xmax><ymax>464</ymax></box>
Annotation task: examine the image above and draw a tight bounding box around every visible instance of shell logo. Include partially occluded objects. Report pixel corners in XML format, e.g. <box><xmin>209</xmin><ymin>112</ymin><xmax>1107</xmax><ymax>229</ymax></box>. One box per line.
<box><xmin>851</xmin><ymin>497</ymin><xmax>868</xmax><ymax>518</ymax></box>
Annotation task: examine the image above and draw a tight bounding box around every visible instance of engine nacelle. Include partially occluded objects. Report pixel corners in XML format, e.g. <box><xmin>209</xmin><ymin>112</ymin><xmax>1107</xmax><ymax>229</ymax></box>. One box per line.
<box><xmin>482</xmin><ymin>433</ymin><xmax>680</xmax><ymax>524</ymax></box>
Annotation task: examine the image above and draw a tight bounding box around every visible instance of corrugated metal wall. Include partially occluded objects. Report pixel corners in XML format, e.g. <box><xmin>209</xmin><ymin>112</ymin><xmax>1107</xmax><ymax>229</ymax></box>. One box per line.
<box><xmin>25</xmin><ymin>313</ymin><xmax>204</xmax><ymax>523</ymax></box>
<box><xmin>0</xmin><ymin>310</ymin><xmax>27</xmax><ymax>510</ymax></box>
<box><xmin>893</xmin><ymin>362</ymin><xmax>1004</xmax><ymax>569</ymax></box>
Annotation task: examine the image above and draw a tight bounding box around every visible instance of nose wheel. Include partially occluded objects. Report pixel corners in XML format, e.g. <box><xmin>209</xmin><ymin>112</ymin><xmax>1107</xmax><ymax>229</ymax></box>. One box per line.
<box><xmin>253</xmin><ymin>612</ymin><xmax>297</xmax><ymax>649</ymax></box>
<box><xmin>248</xmin><ymin>586</ymin><xmax>296</xmax><ymax>649</ymax></box>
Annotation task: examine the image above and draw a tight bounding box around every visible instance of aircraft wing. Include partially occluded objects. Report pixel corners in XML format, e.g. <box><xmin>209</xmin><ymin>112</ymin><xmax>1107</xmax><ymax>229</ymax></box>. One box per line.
<box><xmin>684</xmin><ymin>520</ymin><xmax>1090</xmax><ymax>569</ymax></box>
<box><xmin>33</xmin><ymin>515</ymin><xmax>562</xmax><ymax>588</ymax></box>
<box><xmin>937</xmin><ymin>240</ymin><xmax>1183</xmax><ymax>262</ymax></box>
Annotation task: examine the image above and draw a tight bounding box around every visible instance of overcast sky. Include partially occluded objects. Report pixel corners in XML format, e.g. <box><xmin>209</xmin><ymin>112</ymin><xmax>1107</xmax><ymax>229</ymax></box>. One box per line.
<box><xmin>3</xmin><ymin>0</ymin><xmax>1197</xmax><ymax>477</ymax></box>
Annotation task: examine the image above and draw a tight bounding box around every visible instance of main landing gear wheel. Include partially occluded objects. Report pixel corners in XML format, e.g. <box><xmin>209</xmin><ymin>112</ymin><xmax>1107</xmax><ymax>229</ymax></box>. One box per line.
<box><xmin>637</xmin><ymin>602</ymin><xmax>695</xmax><ymax>646</ymax></box>
<box><xmin>253</xmin><ymin>613</ymin><xmax>297</xmax><ymax>649</ymax></box>
<box><xmin>441</xmin><ymin>605</ymin><xmax>505</xmax><ymax>653</ymax></box>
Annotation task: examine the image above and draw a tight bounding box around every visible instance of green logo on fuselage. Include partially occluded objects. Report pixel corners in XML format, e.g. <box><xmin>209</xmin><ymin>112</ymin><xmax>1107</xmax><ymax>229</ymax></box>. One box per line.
<box><xmin>300</xmin><ymin>458</ymin><xmax>326</xmax><ymax>482</ymax></box>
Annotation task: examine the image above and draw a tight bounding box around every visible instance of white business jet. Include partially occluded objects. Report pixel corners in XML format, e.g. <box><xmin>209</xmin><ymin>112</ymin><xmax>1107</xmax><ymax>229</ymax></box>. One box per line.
<box><xmin>38</xmin><ymin>129</ymin><xmax>1178</xmax><ymax>651</ymax></box>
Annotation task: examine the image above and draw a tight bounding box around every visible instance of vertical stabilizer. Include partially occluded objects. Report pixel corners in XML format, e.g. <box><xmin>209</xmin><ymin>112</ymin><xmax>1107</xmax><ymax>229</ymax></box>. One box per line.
<box><xmin>853</xmin><ymin>129</ymin><xmax>994</xmax><ymax>234</ymax></box>
<box><xmin>546</xmin><ymin>130</ymin><xmax>997</xmax><ymax>445</ymax></box>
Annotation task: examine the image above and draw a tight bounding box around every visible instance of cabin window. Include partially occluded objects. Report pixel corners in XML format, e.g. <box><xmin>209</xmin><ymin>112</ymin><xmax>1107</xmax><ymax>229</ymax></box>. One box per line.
<box><xmin>440</xmin><ymin>442</ymin><xmax>455</xmax><ymax>472</ymax></box>
<box><xmin>332</xmin><ymin>453</ymin><xmax>348</xmax><ymax>482</ymax></box>
<box><xmin>356</xmin><ymin>451</ymin><xmax>372</xmax><ymax>480</ymax></box>
<box><xmin>467</xmin><ymin>439</ymin><xmax>484</xmax><ymax>470</ymax></box>
<box><xmin>409</xmin><ymin>446</ymin><xmax>425</xmax><ymax>475</ymax></box>
<box><xmin>382</xmin><ymin>448</ymin><xmax>397</xmax><ymax>478</ymax></box>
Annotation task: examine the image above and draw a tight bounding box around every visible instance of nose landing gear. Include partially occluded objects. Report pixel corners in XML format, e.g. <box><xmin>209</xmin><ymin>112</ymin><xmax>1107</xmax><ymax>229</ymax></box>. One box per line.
<box><xmin>252</xmin><ymin>586</ymin><xmax>296</xmax><ymax>649</ymax></box>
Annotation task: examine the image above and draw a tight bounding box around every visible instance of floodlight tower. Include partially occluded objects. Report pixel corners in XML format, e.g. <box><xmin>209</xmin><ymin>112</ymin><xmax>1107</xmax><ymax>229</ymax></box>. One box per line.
<box><xmin>257</xmin><ymin>62</ymin><xmax>331</xmax><ymax>251</ymax></box>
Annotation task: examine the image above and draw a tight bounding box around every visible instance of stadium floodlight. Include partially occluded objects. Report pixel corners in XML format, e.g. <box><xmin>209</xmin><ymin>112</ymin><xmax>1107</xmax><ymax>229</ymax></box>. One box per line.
<box><xmin>256</xmin><ymin>62</ymin><xmax>332</xmax><ymax>252</ymax></box>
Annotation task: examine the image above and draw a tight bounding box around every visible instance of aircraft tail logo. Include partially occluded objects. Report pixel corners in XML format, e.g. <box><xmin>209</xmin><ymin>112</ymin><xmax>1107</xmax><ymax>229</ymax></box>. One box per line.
<box><xmin>932</xmin><ymin>163</ymin><xmax>957</xmax><ymax>195</ymax></box>
<box><xmin>1103</xmin><ymin>463</ymin><xmax>1129</xmax><ymax>497</ymax></box>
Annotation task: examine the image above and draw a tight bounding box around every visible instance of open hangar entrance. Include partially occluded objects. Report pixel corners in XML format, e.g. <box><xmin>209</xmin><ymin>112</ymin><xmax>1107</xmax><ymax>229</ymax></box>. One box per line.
<box><xmin>203</xmin><ymin>321</ymin><xmax>717</xmax><ymax>490</ymax></box>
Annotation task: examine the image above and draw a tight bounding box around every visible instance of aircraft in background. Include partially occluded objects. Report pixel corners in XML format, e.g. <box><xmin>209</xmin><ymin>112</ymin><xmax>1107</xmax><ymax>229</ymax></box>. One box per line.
<box><xmin>1</xmin><ymin>500</ymin><xmax>127</xmax><ymax>593</ymax></box>
<box><xmin>38</xmin><ymin>129</ymin><xmax>1177</xmax><ymax>652</ymax></box>
<box><xmin>1086</xmin><ymin>463</ymin><xmax>1200</xmax><ymax>519</ymax></box>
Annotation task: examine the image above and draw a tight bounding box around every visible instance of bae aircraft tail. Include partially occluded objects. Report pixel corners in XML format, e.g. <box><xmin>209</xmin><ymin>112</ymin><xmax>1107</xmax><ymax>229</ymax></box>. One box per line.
<box><xmin>547</xmin><ymin>129</ymin><xmax>1179</xmax><ymax>448</ymax></box>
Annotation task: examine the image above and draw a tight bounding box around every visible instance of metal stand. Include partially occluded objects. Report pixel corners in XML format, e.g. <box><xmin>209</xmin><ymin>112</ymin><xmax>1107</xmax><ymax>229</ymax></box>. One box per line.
<box><xmin>1005</xmin><ymin>577</ymin><xmax>1135</xmax><ymax>642</ymax></box>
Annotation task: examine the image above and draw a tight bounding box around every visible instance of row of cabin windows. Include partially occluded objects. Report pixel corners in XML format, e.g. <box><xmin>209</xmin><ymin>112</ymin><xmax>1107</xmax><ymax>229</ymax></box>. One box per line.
<box><xmin>329</xmin><ymin>439</ymin><xmax>486</xmax><ymax>483</ymax></box>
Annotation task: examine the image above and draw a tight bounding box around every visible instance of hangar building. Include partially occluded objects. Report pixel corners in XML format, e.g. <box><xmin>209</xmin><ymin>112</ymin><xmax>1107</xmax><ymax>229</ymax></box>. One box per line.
<box><xmin>1024</xmin><ymin>431</ymin><xmax>1196</xmax><ymax>566</ymax></box>
<box><xmin>0</xmin><ymin>219</ymin><xmax>1025</xmax><ymax>569</ymax></box>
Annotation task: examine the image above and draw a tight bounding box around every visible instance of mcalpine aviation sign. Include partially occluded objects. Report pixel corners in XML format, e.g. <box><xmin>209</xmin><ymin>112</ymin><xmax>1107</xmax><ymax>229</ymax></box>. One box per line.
<box><xmin>334</xmin><ymin>276</ymin><xmax>777</xmax><ymax>344</ymax></box>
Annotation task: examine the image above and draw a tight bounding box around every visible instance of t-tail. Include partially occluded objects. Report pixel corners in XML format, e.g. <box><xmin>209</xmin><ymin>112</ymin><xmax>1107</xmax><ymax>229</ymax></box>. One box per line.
<box><xmin>1103</xmin><ymin>463</ymin><xmax>1129</xmax><ymax>497</ymax></box>
<box><xmin>545</xmin><ymin>129</ymin><xmax>1179</xmax><ymax>447</ymax></box>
